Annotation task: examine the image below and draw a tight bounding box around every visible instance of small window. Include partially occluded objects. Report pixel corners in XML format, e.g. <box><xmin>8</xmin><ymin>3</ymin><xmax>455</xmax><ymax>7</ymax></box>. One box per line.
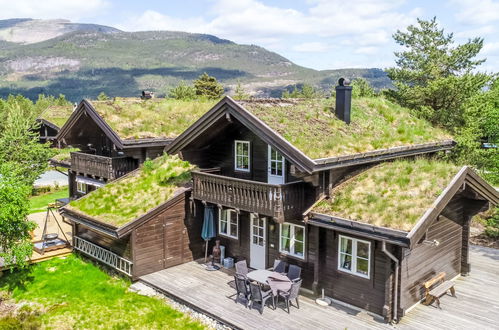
<box><xmin>76</xmin><ymin>181</ymin><xmax>87</xmax><ymax>194</ymax></box>
<box><xmin>279</xmin><ymin>223</ymin><xmax>305</xmax><ymax>259</ymax></box>
<box><xmin>338</xmin><ymin>235</ymin><xmax>371</xmax><ymax>279</ymax></box>
<box><xmin>234</xmin><ymin>140</ymin><xmax>250</xmax><ymax>172</ymax></box>
<box><xmin>219</xmin><ymin>209</ymin><xmax>239</xmax><ymax>239</ymax></box>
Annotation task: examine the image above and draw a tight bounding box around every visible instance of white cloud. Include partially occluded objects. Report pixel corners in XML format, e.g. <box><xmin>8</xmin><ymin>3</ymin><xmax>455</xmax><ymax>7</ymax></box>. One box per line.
<box><xmin>354</xmin><ymin>46</ymin><xmax>379</xmax><ymax>55</ymax></box>
<box><xmin>116</xmin><ymin>10</ymin><xmax>206</xmax><ymax>33</ymax></box>
<box><xmin>456</xmin><ymin>25</ymin><xmax>495</xmax><ymax>38</ymax></box>
<box><xmin>292</xmin><ymin>42</ymin><xmax>331</xmax><ymax>52</ymax></box>
<box><xmin>451</xmin><ymin>0</ymin><xmax>499</xmax><ymax>25</ymax></box>
<box><xmin>482</xmin><ymin>42</ymin><xmax>499</xmax><ymax>55</ymax></box>
<box><xmin>0</xmin><ymin>0</ymin><xmax>109</xmax><ymax>21</ymax></box>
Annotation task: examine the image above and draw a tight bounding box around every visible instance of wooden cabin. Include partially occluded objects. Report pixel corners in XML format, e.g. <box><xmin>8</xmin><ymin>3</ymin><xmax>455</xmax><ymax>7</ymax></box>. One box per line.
<box><xmin>36</xmin><ymin>104</ymin><xmax>74</xmax><ymax>145</ymax></box>
<box><xmin>61</xmin><ymin>90</ymin><xmax>498</xmax><ymax>323</ymax></box>
<box><xmin>55</xmin><ymin>98</ymin><xmax>215</xmax><ymax>199</ymax></box>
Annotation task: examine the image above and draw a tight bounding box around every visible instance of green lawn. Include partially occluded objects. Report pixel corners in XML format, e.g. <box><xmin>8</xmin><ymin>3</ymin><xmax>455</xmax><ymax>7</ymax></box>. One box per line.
<box><xmin>29</xmin><ymin>187</ymin><xmax>69</xmax><ymax>214</ymax></box>
<box><xmin>0</xmin><ymin>255</ymin><xmax>204</xmax><ymax>329</ymax></box>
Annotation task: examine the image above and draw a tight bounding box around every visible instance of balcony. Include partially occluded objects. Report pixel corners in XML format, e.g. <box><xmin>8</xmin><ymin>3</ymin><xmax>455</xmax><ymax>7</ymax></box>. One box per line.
<box><xmin>191</xmin><ymin>171</ymin><xmax>307</xmax><ymax>222</ymax></box>
<box><xmin>70</xmin><ymin>152</ymin><xmax>137</xmax><ymax>180</ymax></box>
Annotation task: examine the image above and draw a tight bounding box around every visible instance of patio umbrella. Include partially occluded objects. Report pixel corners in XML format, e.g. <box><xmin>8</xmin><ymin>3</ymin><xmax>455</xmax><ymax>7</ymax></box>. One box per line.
<box><xmin>201</xmin><ymin>205</ymin><xmax>216</xmax><ymax>262</ymax></box>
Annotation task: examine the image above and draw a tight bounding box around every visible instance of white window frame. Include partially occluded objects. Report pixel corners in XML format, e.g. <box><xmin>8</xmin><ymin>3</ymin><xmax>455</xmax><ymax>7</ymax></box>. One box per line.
<box><xmin>338</xmin><ymin>235</ymin><xmax>371</xmax><ymax>279</ymax></box>
<box><xmin>76</xmin><ymin>181</ymin><xmax>86</xmax><ymax>194</ymax></box>
<box><xmin>279</xmin><ymin>223</ymin><xmax>305</xmax><ymax>260</ymax></box>
<box><xmin>234</xmin><ymin>140</ymin><xmax>250</xmax><ymax>172</ymax></box>
<box><xmin>218</xmin><ymin>209</ymin><xmax>239</xmax><ymax>239</ymax></box>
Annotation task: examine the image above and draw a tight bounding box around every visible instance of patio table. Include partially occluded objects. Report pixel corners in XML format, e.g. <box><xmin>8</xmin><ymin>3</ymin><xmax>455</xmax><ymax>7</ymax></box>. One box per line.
<box><xmin>247</xmin><ymin>269</ymin><xmax>292</xmax><ymax>295</ymax></box>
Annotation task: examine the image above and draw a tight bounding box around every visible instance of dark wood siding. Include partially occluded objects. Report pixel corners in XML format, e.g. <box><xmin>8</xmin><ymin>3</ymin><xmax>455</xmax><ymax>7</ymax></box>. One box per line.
<box><xmin>319</xmin><ymin>229</ymin><xmax>389</xmax><ymax>316</ymax></box>
<box><xmin>181</xmin><ymin>117</ymin><xmax>298</xmax><ymax>183</ymax></box>
<box><xmin>132</xmin><ymin>193</ymin><xmax>204</xmax><ymax>278</ymax></box>
<box><xmin>399</xmin><ymin>197</ymin><xmax>464</xmax><ymax>313</ymax></box>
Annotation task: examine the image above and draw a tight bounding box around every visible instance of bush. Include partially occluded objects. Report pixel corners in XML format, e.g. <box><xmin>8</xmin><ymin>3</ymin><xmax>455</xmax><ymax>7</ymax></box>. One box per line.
<box><xmin>351</xmin><ymin>78</ymin><xmax>375</xmax><ymax>98</ymax></box>
<box><xmin>168</xmin><ymin>81</ymin><xmax>196</xmax><ymax>100</ymax></box>
<box><xmin>484</xmin><ymin>207</ymin><xmax>499</xmax><ymax>238</ymax></box>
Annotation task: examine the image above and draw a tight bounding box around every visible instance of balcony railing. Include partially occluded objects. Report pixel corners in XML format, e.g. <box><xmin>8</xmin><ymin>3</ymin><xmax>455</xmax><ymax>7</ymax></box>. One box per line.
<box><xmin>70</xmin><ymin>152</ymin><xmax>137</xmax><ymax>180</ymax></box>
<box><xmin>191</xmin><ymin>171</ymin><xmax>306</xmax><ymax>222</ymax></box>
<box><xmin>73</xmin><ymin>236</ymin><xmax>133</xmax><ymax>276</ymax></box>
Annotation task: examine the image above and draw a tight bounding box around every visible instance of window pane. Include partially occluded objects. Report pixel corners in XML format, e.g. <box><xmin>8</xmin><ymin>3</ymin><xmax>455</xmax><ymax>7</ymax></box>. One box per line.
<box><xmin>281</xmin><ymin>238</ymin><xmax>290</xmax><ymax>252</ymax></box>
<box><xmin>340</xmin><ymin>237</ymin><xmax>352</xmax><ymax>254</ymax></box>
<box><xmin>357</xmin><ymin>241</ymin><xmax>369</xmax><ymax>258</ymax></box>
<box><xmin>253</xmin><ymin>227</ymin><xmax>259</xmax><ymax>235</ymax></box>
<box><xmin>220</xmin><ymin>220</ymin><xmax>227</xmax><ymax>234</ymax></box>
<box><xmin>294</xmin><ymin>226</ymin><xmax>304</xmax><ymax>242</ymax></box>
<box><xmin>340</xmin><ymin>253</ymin><xmax>352</xmax><ymax>270</ymax></box>
<box><xmin>357</xmin><ymin>258</ymin><xmax>369</xmax><ymax>275</ymax></box>
<box><xmin>253</xmin><ymin>236</ymin><xmax>258</xmax><ymax>244</ymax></box>
<box><xmin>281</xmin><ymin>224</ymin><xmax>290</xmax><ymax>239</ymax></box>
<box><xmin>230</xmin><ymin>223</ymin><xmax>238</xmax><ymax>237</ymax></box>
<box><xmin>295</xmin><ymin>241</ymin><xmax>304</xmax><ymax>257</ymax></box>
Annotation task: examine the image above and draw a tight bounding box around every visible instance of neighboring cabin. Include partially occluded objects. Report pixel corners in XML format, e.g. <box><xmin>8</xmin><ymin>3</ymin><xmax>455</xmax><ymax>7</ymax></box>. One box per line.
<box><xmin>36</xmin><ymin>104</ymin><xmax>74</xmax><ymax>144</ymax></box>
<box><xmin>60</xmin><ymin>85</ymin><xmax>498</xmax><ymax>323</ymax></box>
<box><xmin>55</xmin><ymin>97</ymin><xmax>216</xmax><ymax>199</ymax></box>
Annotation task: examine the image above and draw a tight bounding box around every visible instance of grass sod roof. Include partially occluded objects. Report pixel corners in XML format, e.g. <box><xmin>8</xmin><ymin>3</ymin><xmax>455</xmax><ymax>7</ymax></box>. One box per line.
<box><xmin>51</xmin><ymin>147</ymin><xmax>80</xmax><ymax>163</ymax></box>
<box><xmin>312</xmin><ymin>159</ymin><xmax>461</xmax><ymax>231</ymax></box>
<box><xmin>238</xmin><ymin>97</ymin><xmax>451</xmax><ymax>160</ymax></box>
<box><xmin>67</xmin><ymin>154</ymin><xmax>194</xmax><ymax>227</ymax></box>
<box><xmin>39</xmin><ymin>105</ymin><xmax>74</xmax><ymax>128</ymax></box>
<box><xmin>89</xmin><ymin>98</ymin><xmax>217</xmax><ymax>140</ymax></box>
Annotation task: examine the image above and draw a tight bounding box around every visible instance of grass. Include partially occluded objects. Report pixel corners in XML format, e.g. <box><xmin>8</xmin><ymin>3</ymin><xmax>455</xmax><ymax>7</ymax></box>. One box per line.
<box><xmin>242</xmin><ymin>97</ymin><xmax>451</xmax><ymax>159</ymax></box>
<box><xmin>51</xmin><ymin>147</ymin><xmax>80</xmax><ymax>163</ymax></box>
<box><xmin>91</xmin><ymin>98</ymin><xmax>217</xmax><ymax>140</ymax></box>
<box><xmin>68</xmin><ymin>154</ymin><xmax>193</xmax><ymax>227</ymax></box>
<box><xmin>313</xmin><ymin>159</ymin><xmax>460</xmax><ymax>231</ymax></box>
<box><xmin>39</xmin><ymin>105</ymin><xmax>74</xmax><ymax>128</ymax></box>
<box><xmin>0</xmin><ymin>255</ymin><xmax>203</xmax><ymax>329</ymax></box>
<box><xmin>29</xmin><ymin>187</ymin><xmax>69</xmax><ymax>214</ymax></box>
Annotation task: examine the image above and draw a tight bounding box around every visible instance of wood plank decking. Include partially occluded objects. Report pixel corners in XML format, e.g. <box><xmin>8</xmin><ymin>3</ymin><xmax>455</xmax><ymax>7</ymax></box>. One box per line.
<box><xmin>140</xmin><ymin>245</ymin><xmax>499</xmax><ymax>330</ymax></box>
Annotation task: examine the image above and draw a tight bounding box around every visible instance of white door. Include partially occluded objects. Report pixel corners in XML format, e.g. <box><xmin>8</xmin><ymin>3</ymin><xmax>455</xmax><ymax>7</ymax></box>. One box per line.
<box><xmin>250</xmin><ymin>214</ymin><xmax>266</xmax><ymax>269</ymax></box>
<box><xmin>268</xmin><ymin>145</ymin><xmax>285</xmax><ymax>184</ymax></box>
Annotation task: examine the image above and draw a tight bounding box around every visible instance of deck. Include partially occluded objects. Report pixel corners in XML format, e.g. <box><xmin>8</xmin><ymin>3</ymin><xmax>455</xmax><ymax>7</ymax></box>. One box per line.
<box><xmin>140</xmin><ymin>245</ymin><xmax>499</xmax><ymax>330</ymax></box>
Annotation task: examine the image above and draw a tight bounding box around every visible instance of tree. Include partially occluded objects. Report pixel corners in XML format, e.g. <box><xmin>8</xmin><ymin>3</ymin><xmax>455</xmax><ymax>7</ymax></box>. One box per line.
<box><xmin>0</xmin><ymin>95</ymin><xmax>55</xmax><ymax>186</ymax></box>
<box><xmin>0</xmin><ymin>163</ymin><xmax>36</xmax><ymax>269</ymax></box>
<box><xmin>168</xmin><ymin>81</ymin><xmax>196</xmax><ymax>100</ymax></box>
<box><xmin>282</xmin><ymin>84</ymin><xmax>320</xmax><ymax>99</ymax></box>
<box><xmin>97</xmin><ymin>92</ymin><xmax>109</xmax><ymax>101</ymax></box>
<box><xmin>386</xmin><ymin>17</ymin><xmax>489</xmax><ymax>131</ymax></box>
<box><xmin>351</xmin><ymin>78</ymin><xmax>375</xmax><ymax>98</ymax></box>
<box><xmin>232</xmin><ymin>81</ymin><xmax>250</xmax><ymax>100</ymax></box>
<box><xmin>194</xmin><ymin>73</ymin><xmax>224</xmax><ymax>99</ymax></box>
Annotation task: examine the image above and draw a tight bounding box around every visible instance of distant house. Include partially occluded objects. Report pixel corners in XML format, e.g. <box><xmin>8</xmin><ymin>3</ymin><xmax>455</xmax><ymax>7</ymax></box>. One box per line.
<box><xmin>60</xmin><ymin>87</ymin><xmax>498</xmax><ymax>323</ymax></box>
<box><xmin>36</xmin><ymin>105</ymin><xmax>74</xmax><ymax>145</ymax></box>
<box><xmin>55</xmin><ymin>97</ymin><xmax>215</xmax><ymax>199</ymax></box>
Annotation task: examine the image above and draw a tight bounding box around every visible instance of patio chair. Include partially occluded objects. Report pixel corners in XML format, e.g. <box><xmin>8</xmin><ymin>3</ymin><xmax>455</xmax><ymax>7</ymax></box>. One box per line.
<box><xmin>271</xmin><ymin>259</ymin><xmax>287</xmax><ymax>273</ymax></box>
<box><xmin>235</xmin><ymin>260</ymin><xmax>249</xmax><ymax>277</ymax></box>
<box><xmin>234</xmin><ymin>274</ymin><xmax>251</xmax><ymax>307</ymax></box>
<box><xmin>287</xmin><ymin>264</ymin><xmax>302</xmax><ymax>282</ymax></box>
<box><xmin>277</xmin><ymin>279</ymin><xmax>302</xmax><ymax>313</ymax></box>
<box><xmin>249</xmin><ymin>282</ymin><xmax>275</xmax><ymax>314</ymax></box>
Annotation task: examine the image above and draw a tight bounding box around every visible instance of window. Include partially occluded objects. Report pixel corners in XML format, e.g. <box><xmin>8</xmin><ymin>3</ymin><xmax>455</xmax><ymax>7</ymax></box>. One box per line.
<box><xmin>234</xmin><ymin>140</ymin><xmax>250</xmax><ymax>172</ymax></box>
<box><xmin>76</xmin><ymin>181</ymin><xmax>87</xmax><ymax>194</ymax></box>
<box><xmin>219</xmin><ymin>209</ymin><xmax>239</xmax><ymax>239</ymax></box>
<box><xmin>338</xmin><ymin>235</ymin><xmax>371</xmax><ymax>278</ymax></box>
<box><xmin>279</xmin><ymin>223</ymin><xmax>305</xmax><ymax>259</ymax></box>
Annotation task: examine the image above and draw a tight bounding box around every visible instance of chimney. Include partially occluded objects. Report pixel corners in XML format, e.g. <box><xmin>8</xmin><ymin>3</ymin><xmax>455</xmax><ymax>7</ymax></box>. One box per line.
<box><xmin>335</xmin><ymin>78</ymin><xmax>352</xmax><ymax>124</ymax></box>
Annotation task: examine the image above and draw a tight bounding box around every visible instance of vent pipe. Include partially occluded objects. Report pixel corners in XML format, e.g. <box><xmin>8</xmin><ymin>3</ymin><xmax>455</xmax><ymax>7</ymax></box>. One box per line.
<box><xmin>335</xmin><ymin>78</ymin><xmax>352</xmax><ymax>124</ymax></box>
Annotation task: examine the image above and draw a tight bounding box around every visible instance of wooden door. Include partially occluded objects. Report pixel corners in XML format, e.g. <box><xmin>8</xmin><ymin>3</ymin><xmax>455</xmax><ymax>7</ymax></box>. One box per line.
<box><xmin>250</xmin><ymin>214</ymin><xmax>267</xmax><ymax>269</ymax></box>
<box><xmin>268</xmin><ymin>145</ymin><xmax>285</xmax><ymax>184</ymax></box>
<box><xmin>163</xmin><ymin>215</ymin><xmax>185</xmax><ymax>268</ymax></box>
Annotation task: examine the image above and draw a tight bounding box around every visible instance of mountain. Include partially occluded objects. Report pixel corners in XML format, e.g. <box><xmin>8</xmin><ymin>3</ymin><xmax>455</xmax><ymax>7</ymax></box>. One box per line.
<box><xmin>0</xmin><ymin>19</ymin><xmax>391</xmax><ymax>100</ymax></box>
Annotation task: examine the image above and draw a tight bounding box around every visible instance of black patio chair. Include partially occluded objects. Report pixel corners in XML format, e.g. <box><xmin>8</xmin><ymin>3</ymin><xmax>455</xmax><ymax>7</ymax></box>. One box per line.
<box><xmin>234</xmin><ymin>274</ymin><xmax>251</xmax><ymax>307</ymax></box>
<box><xmin>287</xmin><ymin>264</ymin><xmax>302</xmax><ymax>282</ymax></box>
<box><xmin>249</xmin><ymin>282</ymin><xmax>275</xmax><ymax>314</ymax></box>
<box><xmin>235</xmin><ymin>260</ymin><xmax>249</xmax><ymax>277</ymax></box>
<box><xmin>277</xmin><ymin>279</ymin><xmax>302</xmax><ymax>313</ymax></box>
<box><xmin>271</xmin><ymin>259</ymin><xmax>287</xmax><ymax>273</ymax></box>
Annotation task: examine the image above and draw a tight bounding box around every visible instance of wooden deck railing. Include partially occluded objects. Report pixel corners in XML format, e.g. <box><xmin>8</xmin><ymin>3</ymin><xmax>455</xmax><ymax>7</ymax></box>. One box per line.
<box><xmin>191</xmin><ymin>171</ymin><xmax>306</xmax><ymax>222</ymax></box>
<box><xmin>70</xmin><ymin>152</ymin><xmax>137</xmax><ymax>180</ymax></box>
<box><xmin>73</xmin><ymin>236</ymin><xmax>133</xmax><ymax>276</ymax></box>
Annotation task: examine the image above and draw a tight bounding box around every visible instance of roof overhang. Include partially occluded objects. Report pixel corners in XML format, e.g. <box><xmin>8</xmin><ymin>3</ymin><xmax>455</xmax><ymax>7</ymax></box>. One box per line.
<box><xmin>76</xmin><ymin>176</ymin><xmax>105</xmax><ymax>187</ymax></box>
<box><xmin>36</xmin><ymin>118</ymin><xmax>60</xmax><ymax>131</ymax></box>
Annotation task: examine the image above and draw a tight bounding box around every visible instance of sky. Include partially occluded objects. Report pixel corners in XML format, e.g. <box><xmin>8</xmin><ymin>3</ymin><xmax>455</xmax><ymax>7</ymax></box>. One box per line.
<box><xmin>0</xmin><ymin>0</ymin><xmax>498</xmax><ymax>72</ymax></box>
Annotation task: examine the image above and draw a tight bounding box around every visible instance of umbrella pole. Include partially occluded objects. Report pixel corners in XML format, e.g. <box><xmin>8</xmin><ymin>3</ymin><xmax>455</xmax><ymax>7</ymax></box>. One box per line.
<box><xmin>204</xmin><ymin>239</ymin><xmax>209</xmax><ymax>262</ymax></box>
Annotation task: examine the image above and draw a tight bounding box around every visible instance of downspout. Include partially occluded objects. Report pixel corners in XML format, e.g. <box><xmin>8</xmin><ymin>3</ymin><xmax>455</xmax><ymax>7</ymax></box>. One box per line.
<box><xmin>382</xmin><ymin>241</ymin><xmax>399</xmax><ymax>323</ymax></box>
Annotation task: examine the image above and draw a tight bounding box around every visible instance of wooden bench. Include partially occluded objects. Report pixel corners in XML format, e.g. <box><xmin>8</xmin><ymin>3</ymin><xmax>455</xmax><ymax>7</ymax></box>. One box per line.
<box><xmin>423</xmin><ymin>272</ymin><xmax>456</xmax><ymax>308</ymax></box>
